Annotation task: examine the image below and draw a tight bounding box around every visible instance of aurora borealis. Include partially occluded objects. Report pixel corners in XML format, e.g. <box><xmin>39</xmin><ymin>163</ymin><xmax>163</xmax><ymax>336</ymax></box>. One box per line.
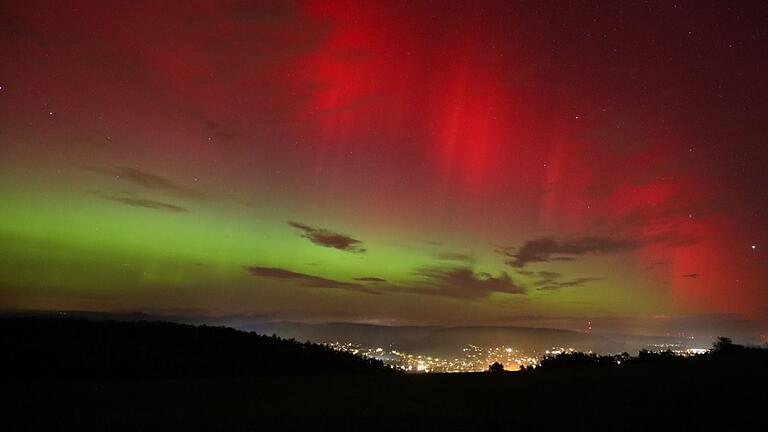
<box><xmin>1</xmin><ymin>1</ymin><xmax>767</xmax><ymax>336</ymax></box>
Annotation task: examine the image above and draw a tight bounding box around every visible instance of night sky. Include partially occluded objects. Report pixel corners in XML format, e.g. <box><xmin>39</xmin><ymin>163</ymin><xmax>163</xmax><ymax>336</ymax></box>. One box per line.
<box><xmin>1</xmin><ymin>1</ymin><xmax>767</xmax><ymax>335</ymax></box>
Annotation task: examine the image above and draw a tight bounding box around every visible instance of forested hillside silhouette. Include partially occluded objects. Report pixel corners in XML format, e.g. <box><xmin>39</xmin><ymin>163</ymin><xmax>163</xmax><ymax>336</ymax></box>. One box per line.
<box><xmin>0</xmin><ymin>317</ymin><xmax>391</xmax><ymax>379</ymax></box>
<box><xmin>523</xmin><ymin>336</ymin><xmax>767</xmax><ymax>376</ymax></box>
<box><xmin>3</xmin><ymin>319</ymin><xmax>767</xmax><ymax>430</ymax></box>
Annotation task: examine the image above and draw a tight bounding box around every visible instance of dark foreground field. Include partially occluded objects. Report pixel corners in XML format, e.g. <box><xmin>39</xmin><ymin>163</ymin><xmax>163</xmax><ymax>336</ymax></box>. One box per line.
<box><xmin>5</xmin><ymin>365</ymin><xmax>767</xmax><ymax>431</ymax></box>
<box><xmin>2</xmin><ymin>318</ymin><xmax>766</xmax><ymax>430</ymax></box>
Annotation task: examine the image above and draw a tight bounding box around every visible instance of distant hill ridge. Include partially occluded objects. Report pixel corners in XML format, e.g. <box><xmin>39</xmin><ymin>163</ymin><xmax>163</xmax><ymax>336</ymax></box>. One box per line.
<box><xmin>0</xmin><ymin>310</ymin><xmax>702</xmax><ymax>356</ymax></box>
<box><xmin>242</xmin><ymin>321</ymin><xmax>689</xmax><ymax>356</ymax></box>
<box><xmin>0</xmin><ymin>317</ymin><xmax>391</xmax><ymax>379</ymax></box>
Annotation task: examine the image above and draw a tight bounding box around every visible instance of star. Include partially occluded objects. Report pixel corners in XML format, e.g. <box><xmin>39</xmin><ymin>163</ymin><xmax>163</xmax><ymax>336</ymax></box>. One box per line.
<box><xmin>752</xmin><ymin>245</ymin><xmax>757</xmax><ymax>250</ymax></box>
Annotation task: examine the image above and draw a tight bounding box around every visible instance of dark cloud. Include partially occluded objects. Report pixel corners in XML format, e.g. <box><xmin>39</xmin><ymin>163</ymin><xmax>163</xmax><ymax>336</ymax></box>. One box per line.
<box><xmin>101</xmin><ymin>194</ymin><xmax>188</xmax><ymax>213</ymax></box>
<box><xmin>550</xmin><ymin>256</ymin><xmax>577</xmax><ymax>262</ymax></box>
<box><xmin>245</xmin><ymin>266</ymin><xmax>381</xmax><ymax>295</ymax></box>
<box><xmin>288</xmin><ymin>221</ymin><xmax>366</xmax><ymax>253</ymax></box>
<box><xmin>501</xmin><ymin>227</ymin><xmax>706</xmax><ymax>269</ymax></box>
<box><xmin>527</xmin><ymin>271</ymin><xmax>602</xmax><ymax>291</ymax></box>
<box><xmin>536</xmin><ymin>277</ymin><xmax>603</xmax><ymax>291</ymax></box>
<box><xmin>87</xmin><ymin>167</ymin><xmax>206</xmax><ymax>200</ymax></box>
<box><xmin>536</xmin><ymin>271</ymin><xmax>563</xmax><ymax>281</ymax></box>
<box><xmin>532</xmin><ymin>271</ymin><xmax>560</xmax><ymax>286</ymax></box>
<box><xmin>353</xmin><ymin>277</ymin><xmax>387</xmax><ymax>282</ymax></box>
<box><xmin>434</xmin><ymin>252</ymin><xmax>475</xmax><ymax>263</ymax></box>
<box><xmin>413</xmin><ymin>266</ymin><xmax>525</xmax><ymax>298</ymax></box>
<box><xmin>500</xmin><ymin>236</ymin><xmax>641</xmax><ymax>268</ymax></box>
<box><xmin>681</xmin><ymin>273</ymin><xmax>702</xmax><ymax>279</ymax></box>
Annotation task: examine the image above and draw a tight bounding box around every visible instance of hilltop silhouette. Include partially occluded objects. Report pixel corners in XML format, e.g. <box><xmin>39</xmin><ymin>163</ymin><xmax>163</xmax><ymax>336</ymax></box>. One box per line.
<box><xmin>524</xmin><ymin>336</ymin><xmax>768</xmax><ymax>373</ymax></box>
<box><xmin>0</xmin><ymin>317</ymin><xmax>390</xmax><ymax>379</ymax></box>
<box><xmin>2</xmin><ymin>317</ymin><xmax>766</xmax><ymax>431</ymax></box>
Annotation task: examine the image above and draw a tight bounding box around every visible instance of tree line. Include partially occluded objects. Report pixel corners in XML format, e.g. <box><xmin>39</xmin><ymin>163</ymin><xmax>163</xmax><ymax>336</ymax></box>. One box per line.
<box><xmin>0</xmin><ymin>317</ymin><xmax>393</xmax><ymax>379</ymax></box>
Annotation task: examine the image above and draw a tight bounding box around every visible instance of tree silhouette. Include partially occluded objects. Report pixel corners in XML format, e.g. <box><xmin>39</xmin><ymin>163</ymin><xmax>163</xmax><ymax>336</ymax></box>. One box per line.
<box><xmin>0</xmin><ymin>317</ymin><xmax>393</xmax><ymax>379</ymax></box>
<box><xmin>712</xmin><ymin>336</ymin><xmax>734</xmax><ymax>352</ymax></box>
<box><xmin>489</xmin><ymin>362</ymin><xmax>504</xmax><ymax>372</ymax></box>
